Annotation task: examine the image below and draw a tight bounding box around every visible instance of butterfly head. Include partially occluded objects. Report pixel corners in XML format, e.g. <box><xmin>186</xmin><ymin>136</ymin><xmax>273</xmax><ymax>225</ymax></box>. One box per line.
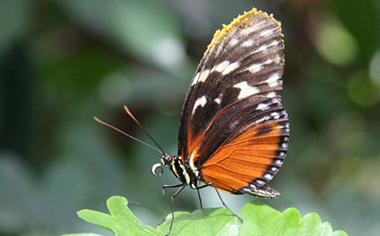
<box><xmin>151</xmin><ymin>153</ymin><xmax>175</xmax><ymax>177</ymax></box>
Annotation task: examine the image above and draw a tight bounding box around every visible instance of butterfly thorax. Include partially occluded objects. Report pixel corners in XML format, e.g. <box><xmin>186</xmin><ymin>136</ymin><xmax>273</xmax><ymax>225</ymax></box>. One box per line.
<box><xmin>157</xmin><ymin>153</ymin><xmax>201</xmax><ymax>189</ymax></box>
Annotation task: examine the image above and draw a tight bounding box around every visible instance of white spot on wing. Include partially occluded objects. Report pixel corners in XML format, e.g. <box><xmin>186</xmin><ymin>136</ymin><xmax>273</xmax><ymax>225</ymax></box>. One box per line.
<box><xmin>255</xmin><ymin>179</ymin><xmax>265</xmax><ymax>185</ymax></box>
<box><xmin>213</xmin><ymin>93</ymin><xmax>223</xmax><ymax>105</ymax></box>
<box><xmin>233</xmin><ymin>81</ymin><xmax>260</xmax><ymax>99</ymax></box>
<box><xmin>275</xmin><ymin>159</ymin><xmax>283</xmax><ymax>165</ymax></box>
<box><xmin>283</xmin><ymin>111</ymin><xmax>289</xmax><ymax>118</ymax></box>
<box><xmin>192</xmin><ymin>95</ymin><xmax>207</xmax><ymax>115</ymax></box>
<box><xmin>198</xmin><ymin>69</ymin><xmax>210</xmax><ymax>83</ymax></box>
<box><xmin>222</xmin><ymin>61</ymin><xmax>240</xmax><ymax>75</ymax></box>
<box><xmin>257</xmin><ymin>103</ymin><xmax>270</xmax><ymax>110</ymax></box>
<box><xmin>242</xmin><ymin>187</ymin><xmax>252</xmax><ymax>192</ymax></box>
<box><xmin>229</xmin><ymin>38</ymin><xmax>239</xmax><ymax>47</ymax></box>
<box><xmin>274</xmin><ymin>54</ymin><xmax>282</xmax><ymax>64</ymax></box>
<box><xmin>214</xmin><ymin>60</ymin><xmax>230</xmax><ymax>73</ymax></box>
<box><xmin>259</xmin><ymin>28</ymin><xmax>274</xmax><ymax>37</ymax></box>
<box><xmin>255</xmin><ymin>116</ymin><xmax>268</xmax><ymax>124</ymax></box>
<box><xmin>241</xmin><ymin>39</ymin><xmax>254</xmax><ymax>47</ymax></box>
<box><xmin>264</xmin><ymin>173</ymin><xmax>272</xmax><ymax>180</ymax></box>
<box><xmin>252</xmin><ymin>39</ymin><xmax>281</xmax><ymax>55</ymax></box>
<box><xmin>263</xmin><ymin>58</ymin><xmax>273</xmax><ymax>65</ymax></box>
<box><xmin>267</xmin><ymin>92</ymin><xmax>276</xmax><ymax>98</ymax></box>
<box><xmin>248</xmin><ymin>184</ymin><xmax>257</xmax><ymax>190</ymax></box>
<box><xmin>191</xmin><ymin>69</ymin><xmax>211</xmax><ymax>86</ymax></box>
<box><xmin>248</xmin><ymin>63</ymin><xmax>263</xmax><ymax>73</ymax></box>
<box><xmin>269</xmin><ymin>39</ymin><xmax>281</xmax><ymax>48</ymax></box>
<box><xmin>240</xmin><ymin>23</ymin><xmax>260</xmax><ymax>36</ymax></box>
<box><xmin>266</xmin><ymin>73</ymin><xmax>280</xmax><ymax>87</ymax></box>
<box><xmin>191</xmin><ymin>72</ymin><xmax>200</xmax><ymax>86</ymax></box>
<box><xmin>254</xmin><ymin>44</ymin><xmax>269</xmax><ymax>54</ymax></box>
<box><xmin>271</xmin><ymin>167</ymin><xmax>278</xmax><ymax>172</ymax></box>
<box><xmin>271</xmin><ymin>112</ymin><xmax>280</xmax><ymax>119</ymax></box>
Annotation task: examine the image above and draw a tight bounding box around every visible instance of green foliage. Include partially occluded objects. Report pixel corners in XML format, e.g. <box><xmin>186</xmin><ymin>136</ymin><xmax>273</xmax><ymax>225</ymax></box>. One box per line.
<box><xmin>63</xmin><ymin>196</ymin><xmax>347</xmax><ymax>236</ymax></box>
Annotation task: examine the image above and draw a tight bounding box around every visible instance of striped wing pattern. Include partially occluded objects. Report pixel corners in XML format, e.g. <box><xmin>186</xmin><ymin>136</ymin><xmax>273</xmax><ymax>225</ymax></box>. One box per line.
<box><xmin>201</xmin><ymin>99</ymin><xmax>289</xmax><ymax>197</ymax></box>
<box><xmin>178</xmin><ymin>8</ymin><xmax>289</xmax><ymax>197</ymax></box>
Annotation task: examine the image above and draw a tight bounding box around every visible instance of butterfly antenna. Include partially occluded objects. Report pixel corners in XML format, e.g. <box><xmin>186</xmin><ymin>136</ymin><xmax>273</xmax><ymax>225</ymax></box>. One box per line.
<box><xmin>93</xmin><ymin>116</ymin><xmax>163</xmax><ymax>154</ymax></box>
<box><xmin>123</xmin><ymin>105</ymin><xmax>166</xmax><ymax>154</ymax></box>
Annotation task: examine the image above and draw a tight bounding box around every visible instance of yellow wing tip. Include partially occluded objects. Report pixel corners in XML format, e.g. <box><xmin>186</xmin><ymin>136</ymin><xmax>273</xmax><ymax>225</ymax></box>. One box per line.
<box><xmin>204</xmin><ymin>8</ymin><xmax>282</xmax><ymax>57</ymax></box>
<box><xmin>217</xmin><ymin>7</ymin><xmax>280</xmax><ymax>36</ymax></box>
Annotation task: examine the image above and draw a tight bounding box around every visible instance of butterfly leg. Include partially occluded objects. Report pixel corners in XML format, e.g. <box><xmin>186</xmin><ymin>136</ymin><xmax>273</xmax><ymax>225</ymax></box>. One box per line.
<box><xmin>159</xmin><ymin>183</ymin><xmax>183</xmax><ymax>226</ymax></box>
<box><xmin>166</xmin><ymin>184</ymin><xmax>187</xmax><ymax>235</ymax></box>
<box><xmin>196</xmin><ymin>188</ymin><xmax>203</xmax><ymax>209</ymax></box>
<box><xmin>197</xmin><ymin>182</ymin><xmax>243</xmax><ymax>223</ymax></box>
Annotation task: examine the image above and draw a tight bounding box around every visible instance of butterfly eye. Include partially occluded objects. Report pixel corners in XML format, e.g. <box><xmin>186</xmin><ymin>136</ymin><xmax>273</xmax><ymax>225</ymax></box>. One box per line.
<box><xmin>162</xmin><ymin>153</ymin><xmax>174</xmax><ymax>166</ymax></box>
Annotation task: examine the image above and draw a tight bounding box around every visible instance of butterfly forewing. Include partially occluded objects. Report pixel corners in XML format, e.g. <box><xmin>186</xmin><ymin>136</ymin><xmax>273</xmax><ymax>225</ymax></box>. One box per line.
<box><xmin>178</xmin><ymin>8</ymin><xmax>288</xmax><ymax>197</ymax></box>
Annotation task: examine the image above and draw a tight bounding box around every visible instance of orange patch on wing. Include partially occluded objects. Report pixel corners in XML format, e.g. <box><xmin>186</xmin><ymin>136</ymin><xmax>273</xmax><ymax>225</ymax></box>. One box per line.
<box><xmin>183</xmin><ymin>127</ymin><xmax>202</xmax><ymax>163</ymax></box>
<box><xmin>201</xmin><ymin>122</ymin><xmax>283</xmax><ymax>193</ymax></box>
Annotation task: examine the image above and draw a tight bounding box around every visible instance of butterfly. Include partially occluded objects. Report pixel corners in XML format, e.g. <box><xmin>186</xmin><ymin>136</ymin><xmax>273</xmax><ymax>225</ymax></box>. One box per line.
<box><xmin>149</xmin><ymin>7</ymin><xmax>289</xmax><ymax>233</ymax></box>
<box><xmin>96</xmin><ymin>7</ymin><xmax>289</xmax><ymax>235</ymax></box>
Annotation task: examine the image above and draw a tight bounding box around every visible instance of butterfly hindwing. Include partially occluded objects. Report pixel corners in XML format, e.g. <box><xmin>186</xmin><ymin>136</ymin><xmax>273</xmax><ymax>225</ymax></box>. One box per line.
<box><xmin>200</xmin><ymin>98</ymin><xmax>289</xmax><ymax>197</ymax></box>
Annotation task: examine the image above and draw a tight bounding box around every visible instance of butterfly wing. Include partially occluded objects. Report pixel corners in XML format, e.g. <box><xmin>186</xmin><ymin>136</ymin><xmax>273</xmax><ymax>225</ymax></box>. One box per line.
<box><xmin>200</xmin><ymin>98</ymin><xmax>289</xmax><ymax>197</ymax></box>
<box><xmin>178</xmin><ymin>8</ymin><xmax>288</xmax><ymax>197</ymax></box>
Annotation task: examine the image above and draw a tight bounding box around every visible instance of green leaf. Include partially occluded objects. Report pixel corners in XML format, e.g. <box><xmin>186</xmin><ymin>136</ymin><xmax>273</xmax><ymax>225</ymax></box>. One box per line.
<box><xmin>68</xmin><ymin>196</ymin><xmax>348</xmax><ymax>236</ymax></box>
<box><xmin>75</xmin><ymin>196</ymin><xmax>162</xmax><ymax>236</ymax></box>
<box><xmin>158</xmin><ymin>208</ymin><xmax>242</xmax><ymax>236</ymax></box>
<box><xmin>62</xmin><ymin>234</ymin><xmax>104</xmax><ymax>236</ymax></box>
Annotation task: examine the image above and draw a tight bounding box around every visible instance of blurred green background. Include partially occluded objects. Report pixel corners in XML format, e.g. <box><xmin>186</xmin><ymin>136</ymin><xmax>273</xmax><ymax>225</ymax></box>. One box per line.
<box><xmin>1</xmin><ymin>0</ymin><xmax>380</xmax><ymax>235</ymax></box>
